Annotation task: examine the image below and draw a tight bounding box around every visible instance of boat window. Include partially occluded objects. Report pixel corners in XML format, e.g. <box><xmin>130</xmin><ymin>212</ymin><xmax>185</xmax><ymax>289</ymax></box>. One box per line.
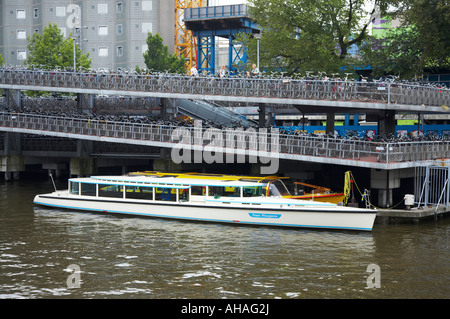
<box><xmin>125</xmin><ymin>186</ymin><xmax>153</xmax><ymax>200</ymax></box>
<box><xmin>282</xmin><ymin>179</ymin><xmax>296</xmax><ymax>195</ymax></box>
<box><xmin>191</xmin><ymin>185</ymin><xmax>206</xmax><ymax>196</ymax></box>
<box><xmin>70</xmin><ymin>181</ymin><xmax>79</xmax><ymax>195</ymax></box>
<box><xmin>268</xmin><ymin>180</ymin><xmax>290</xmax><ymax>197</ymax></box>
<box><xmin>179</xmin><ymin>189</ymin><xmax>189</xmax><ymax>202</ymax></box>
<box><xmin>81</xmin><ymin>183</ymin><xmax>96</xmax><ymax>196</ymax></box>
<box><xmin>155</xmin><ymin>187</ymin><xmax>176</xmax><ymax>201</ymax></box>
<box><xmin>98</xmin><ymin>184</ymin><xmax>123</xmax><ymax>198</ymax></box>
<box><xmin>243</xmin><ymin>186</ymin><xmax>263</xmax><ymax>197</ymax></box>
<box><xmin>209</xmin><ymin>186</ymin><xmax>240</xmax><ymax>197</ymax></box>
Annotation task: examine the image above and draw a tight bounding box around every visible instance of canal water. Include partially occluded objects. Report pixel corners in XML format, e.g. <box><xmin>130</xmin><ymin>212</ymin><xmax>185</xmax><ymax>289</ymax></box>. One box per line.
<box><xmin>0</xmin><ymin>177</ymin><xmax>449</xmax><ymax>299</ymax></box>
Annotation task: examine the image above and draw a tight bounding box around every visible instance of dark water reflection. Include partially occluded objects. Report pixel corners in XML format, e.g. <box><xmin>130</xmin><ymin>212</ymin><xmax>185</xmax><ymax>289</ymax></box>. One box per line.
<box><xmin>0</xmin><ymin>179</ymin><xmax>449</xmax><ymax>299</ymax></box>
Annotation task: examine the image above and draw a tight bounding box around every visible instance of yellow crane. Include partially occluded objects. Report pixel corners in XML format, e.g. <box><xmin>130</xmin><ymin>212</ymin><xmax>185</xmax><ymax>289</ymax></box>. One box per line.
<box><xmin>175</xmin><ymin>0</ymin><xmax>204</xmax><ymax>72</ymax></box>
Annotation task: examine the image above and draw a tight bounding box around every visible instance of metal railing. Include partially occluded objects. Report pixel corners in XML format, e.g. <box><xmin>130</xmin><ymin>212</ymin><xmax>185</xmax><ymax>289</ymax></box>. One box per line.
<box><xmin>184</xmin><ymin>4</ymin><xmax>248</xmax><ymax>20</ymax></box>
<box><xmin>415</xmin><ymin>166</ymin><xmax>450</xmax><ymax>209</ymax></box>
<box><xmin>1</xmin><ymin>68</ymin><xmax>449</xmax><ymax>108</ymax></box>
<box><xmin>2</xmin><ymin>112</ymin><xmax>450</xmax><ymax>166</ymax></box>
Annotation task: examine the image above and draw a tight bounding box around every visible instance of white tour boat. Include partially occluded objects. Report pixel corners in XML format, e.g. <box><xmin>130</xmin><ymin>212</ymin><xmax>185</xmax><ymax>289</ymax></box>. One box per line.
<box><xmin>33</xmin><ymin>174</ymin><xmax>377</xmax><ymax>231</ymax></box>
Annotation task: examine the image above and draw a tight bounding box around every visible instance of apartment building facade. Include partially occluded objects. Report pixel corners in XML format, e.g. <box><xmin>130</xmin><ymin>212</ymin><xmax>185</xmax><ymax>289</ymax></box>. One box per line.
<box><xmin>0</xmin><ymin>0</ymin><xmax>175</xmax><ymax>70</ymax></box>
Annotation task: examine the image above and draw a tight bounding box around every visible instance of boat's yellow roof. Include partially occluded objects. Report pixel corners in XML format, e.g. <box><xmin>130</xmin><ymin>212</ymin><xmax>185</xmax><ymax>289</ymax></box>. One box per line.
<box><xmin>128</xmin><ymin>171</ymin><xmax>283</xmax><ymax>183</ymax></box>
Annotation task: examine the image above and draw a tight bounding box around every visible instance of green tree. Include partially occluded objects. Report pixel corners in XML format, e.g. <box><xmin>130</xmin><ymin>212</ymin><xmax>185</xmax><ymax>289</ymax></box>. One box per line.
<box><xmin>361</xmin><ymin>0</ymin><xmax>450</xmax><ymax>78</ymax></box>
<box><xmin>247</xmin><ymin>0</ymin><xmax>392</xmax><ymax>76</ymax></box>
<box><xmin>25</xmin><ymin>23</ymin><xmax>91</xmax><ymax>71</ymax></box>
<box><xmin>143</xmin><ymin>33</ymin><xmax>185</xmax><ymax>74</ymax></box>
<box><xmin>360</xmin><ymin>26</ymin><xmax>424</xmax><ymax>78</ymax></box>
<box><xmin>400</xmin><ymin>0</ymin><xmax>449</xmax><ymax>67</ymax></box>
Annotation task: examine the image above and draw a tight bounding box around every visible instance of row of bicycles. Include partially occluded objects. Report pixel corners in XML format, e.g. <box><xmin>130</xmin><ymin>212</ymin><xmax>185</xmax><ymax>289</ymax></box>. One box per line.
<box><xmin>1</xmin><ymin>66</ymin><xmax>448</xmax><ymax>106</ymax></box>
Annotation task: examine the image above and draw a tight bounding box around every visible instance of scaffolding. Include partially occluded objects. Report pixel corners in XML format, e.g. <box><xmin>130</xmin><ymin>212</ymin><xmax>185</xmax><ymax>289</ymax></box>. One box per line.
<box><xmin>175</xmin><ymin>0</ymin><xmax>204</xmax><ymax>73</ymax></box>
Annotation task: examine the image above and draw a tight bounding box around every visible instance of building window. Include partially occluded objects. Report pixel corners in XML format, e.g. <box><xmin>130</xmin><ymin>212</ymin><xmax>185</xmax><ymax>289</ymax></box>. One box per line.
<box><xmin>98</xmin><ymin>47</ymin><xmax>109</xmax><ymax>57</ymax></box>
<box><xmin>117</xmin><ymin>46</ymin><xmax>123</xmax><ymax>57</ymax></box>
<box><xmin>17</xmin><ymin>30</ymin><xmax>26</xmax><ymax>40</ymax></box>
<box><xmin>117</xmin><ymin>24</ymin><xmax>123</xmax><ymax>35</ymax></box>
<box><xmin>142</xmin><ymin>23</ymin><xmax>152</xmax><ymax>34</ymax></box>
<box><xmin>16</xmin><ymin>10</ymin><xmax>26</xmax><ymax>19</ymax></box>
<box><xmin>17</xmin><ymin>50</ymin><xmax>27</xmax><ymax>60</ymax></box>
<box><xmin>98</xmin><ymin>26</ymin><xmax>108</xmax><ymax>36</ymax></box>
<box><xmin>116</xmin><ymin>3</ymin><xmax>123</xmax><ymax>13</ymax></box>
<box><xmin>60</xmin><ymin>27</ymin><xmax>67</xmax><ymax>38</ymax></box>
<box><xmin>142</xmin><ymin>1</ymin><xmax>152</xmax><ymax>11</ymax></box>
<box><xmin>98</xmin><ymin>4</ymin><xmax>108</xmax><ymax>14</ymax></box>
<box><xmin>56</xmin><ymin>7</ymin><xmax>66</xmax><ymax>17</ymax></box>
<box><xmin>34</xmin><ymin>8</ymin><xmax>39</xmax><ymax>18</ymax></box>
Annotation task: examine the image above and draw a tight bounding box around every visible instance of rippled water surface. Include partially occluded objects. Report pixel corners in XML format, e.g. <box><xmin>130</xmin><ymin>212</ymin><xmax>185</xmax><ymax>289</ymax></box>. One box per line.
<box><xmin>0</xmin><ymin>179</ymin><xmax>449</xmax><ymax>299</ymax></box>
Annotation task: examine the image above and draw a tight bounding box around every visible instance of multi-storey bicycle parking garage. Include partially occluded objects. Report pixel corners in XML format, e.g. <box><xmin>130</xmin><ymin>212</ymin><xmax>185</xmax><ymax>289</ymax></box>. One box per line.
<box><xmin>1</xmin><ymin>111</ymin><xmax>450</xmax><ymax>170</ymax></box>
<box><xmin>1</xmin><ymin>67</ymin><xmax>450</xmax><ymax>209</ymax></box>
<box><xmin>0</xmin><ymin>68</ymin><xmax>448</xmax><ymax>112</ymax></box>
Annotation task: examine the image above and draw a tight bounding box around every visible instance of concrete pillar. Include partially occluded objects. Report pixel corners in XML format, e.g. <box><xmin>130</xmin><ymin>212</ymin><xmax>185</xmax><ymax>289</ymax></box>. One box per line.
<box><xmin>153</xmin><ymin>158</ymin><xmax>181</xmax><ymax>172</ymax></box>
<box><xmin>73</xmin><ymin>138</ymin><xmax>94</xmax><ymax>177</ymax></box>
<box><xmin>371</xmin><ymin>169</ymin><xmax>400</xmax><ymax>208</ymax></box>
<box><xmin>1</xmin><ymin>132</ymin><xmax>23</xmax><ymax>180</ymax></box>
<box><xmin>160</xmin><ymin>98</ymin><xmax>167</xmax><ymax>119</ymax></box>
<box><xmin>43</xmin><ymin>163</ymin><xmax>66</xmax><ymax>178</ymax></box>
<box><xmin>258</xmin><ymin>103</ymin><xmax>266</xmax><ymax>128</ymax></box>
<box><xmin>326</xmin><ymin>112</ymin><xmax>335</xmax><ymax>134</ymax></box>
<box><xmin>76</xmin><ymin>140</ymin><xmax>93</xmax><ymax>157</ymax></box>
<box><xmin>77</xmin><ymin>93</ymin><xmax>96</xmax><ymax>114</ymax></box>
<box><xmin>378</xmin><ymin>189</ymin><xmax>393</xmax><ymax>208</ymax></box>
<box><xmin>3</xmin><ymin>132</ymin><xmax>21</xmax><ymax>155</ymax></box>
<box><xmin>4</xmin><ymin>171</ymin><xmax>21</xmax><ymax>181</ymax></box>
<box><xmin>0</xmin><ymin>155</ymin><xmax>24</xmax><ymax>180</ymax></box>
<box><xmin>378</xmin><ymin>110</ymin><xmax>396</xmax><ymax>138</ymax></box>
<box><xmin>267</xmin><ymin>105</ymin><xmax>274</xmax><ymax>127</ymax></box>
<box><xmin>70</xmin><ymin>157</ymin><xmax>97</xmax><ymax>177</ymax></box>
<box><xmin>258</xmin><ymin>103</ymin><xmax>273</xmax><ymax>128</ymax></box>
<box><xmin>160</xmin><ymin>98</ymin><xmax>177</xmax><ymax>120</ymax></box>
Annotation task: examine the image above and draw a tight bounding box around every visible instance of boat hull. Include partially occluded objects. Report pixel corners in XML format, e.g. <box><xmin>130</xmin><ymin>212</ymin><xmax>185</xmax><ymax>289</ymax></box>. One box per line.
<box><xmin>34</xmin><ymin>192</ymin><xmax>377</xmax><ymax>231</ymax></box>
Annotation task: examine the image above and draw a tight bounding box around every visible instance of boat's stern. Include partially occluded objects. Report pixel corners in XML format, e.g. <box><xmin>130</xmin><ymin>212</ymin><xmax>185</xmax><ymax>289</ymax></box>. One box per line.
<box><xmin>33</xmin><ymin>190</ymin><xmax>68</xmax><ymax>206</ymax></box>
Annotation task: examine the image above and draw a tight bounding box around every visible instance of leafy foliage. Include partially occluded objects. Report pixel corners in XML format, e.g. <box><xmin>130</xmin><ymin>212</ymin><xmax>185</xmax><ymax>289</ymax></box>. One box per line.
<box><xmin>23</xmin><ymin>23</ymin><xmax>91</xmax><ymax>96</ymax></box>
<box><xmin>360</xmin><ymin>0</ymin><xmax>450</xmax><ymax>78</ymax></box>
<box><xmin>25</xmin><ymin>23</ymin><xmax>91</xmax><ymax>71</ymax></box>
<box><xmin>143</xmin><ymin>33</ymin><xmax>185</xmax><ymax>74</ymax></box>
<box><xmin>246</xmin><ymin>0</ymin><xmax>388</xmax><ymax>76</ymax></box>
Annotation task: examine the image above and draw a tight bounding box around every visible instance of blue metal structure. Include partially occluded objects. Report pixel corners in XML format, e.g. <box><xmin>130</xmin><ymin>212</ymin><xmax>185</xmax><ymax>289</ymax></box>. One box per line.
<box><xmin>184</xmin><ymin>4</ymin><xmax>260</xmax><ymax>75</ymax></box>
<box><xmin>197</xmin><ymin>36</ymin><xmax>215</xmax><ymax>75</ymax></box>
<box><xmin>276</xmin><ymin>114</ymin><xmax>450</xmax><ymax>139</ymax></box>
